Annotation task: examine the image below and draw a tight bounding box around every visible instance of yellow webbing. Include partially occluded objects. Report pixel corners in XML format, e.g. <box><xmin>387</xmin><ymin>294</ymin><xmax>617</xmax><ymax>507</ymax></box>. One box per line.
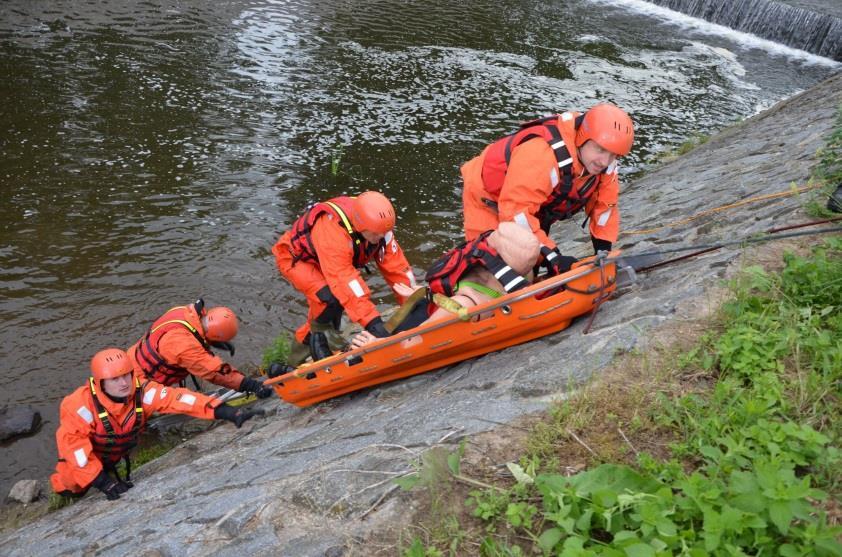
<box><xmin>324</xmin><ymin>201</ymin><xmax>360</xmax><ymax>245</ymax></box>
<box><xmin>431</xmin><ymin>293</ymin><xmax>470</xmax><ymax>321</ymax></box>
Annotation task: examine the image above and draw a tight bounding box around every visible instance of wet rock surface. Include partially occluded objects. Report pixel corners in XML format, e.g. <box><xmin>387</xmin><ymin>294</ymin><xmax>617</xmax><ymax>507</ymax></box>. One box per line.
<box><xmin>0</xmin><ymin>406</ymin><xmax>41</xmax><ymax>442</ymax></box>
<box><xmin>7</xmin><ymin>481</ymin><xmax>40</xmax><ymax>504</ymax></box>
<box><xmin>2</xmin><ymin>72</ymin><xmax>841</xmax><ymax>556</ymax></box>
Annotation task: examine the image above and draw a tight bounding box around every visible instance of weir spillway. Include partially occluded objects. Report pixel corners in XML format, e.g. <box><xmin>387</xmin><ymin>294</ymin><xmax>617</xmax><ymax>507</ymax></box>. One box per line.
<box><xmin>645</xmin><ymin>0</ymin><xmax>842</xmax><ymax>60</ymax></box>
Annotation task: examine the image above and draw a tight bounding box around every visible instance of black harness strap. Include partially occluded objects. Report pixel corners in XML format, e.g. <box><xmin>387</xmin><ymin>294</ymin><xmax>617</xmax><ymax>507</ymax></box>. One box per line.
<box><xmin>138</xmin><ymin>318</ymin><xmax>210</xmax><ymax>382</ymax></box>
<box><xmin>539</xmin><ymin>174</ymin><xmax>599</xmax><ymax>233</ymax></box>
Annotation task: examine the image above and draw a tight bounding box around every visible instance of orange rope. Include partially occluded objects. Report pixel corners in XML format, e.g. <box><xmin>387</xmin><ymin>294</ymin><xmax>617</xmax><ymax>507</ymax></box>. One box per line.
<box><xmin>621</xmin><ymin>184</ymin><xmax>821</xmax><ymax>236</ymax></box>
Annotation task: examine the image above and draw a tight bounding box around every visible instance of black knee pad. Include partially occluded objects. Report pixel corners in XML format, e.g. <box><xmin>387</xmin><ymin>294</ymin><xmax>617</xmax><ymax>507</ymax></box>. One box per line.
<box><xmin>315</xmin><ymin>286</ymin><xmax>343</xmax><ymax>326</ymax></box>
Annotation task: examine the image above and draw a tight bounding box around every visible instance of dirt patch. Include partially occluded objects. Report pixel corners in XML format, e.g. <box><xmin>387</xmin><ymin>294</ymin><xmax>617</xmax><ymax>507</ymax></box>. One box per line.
<box><xmin>0</xmin><ymin>499</ymin><xmax>50</xmax><ymax>535</ymax></box>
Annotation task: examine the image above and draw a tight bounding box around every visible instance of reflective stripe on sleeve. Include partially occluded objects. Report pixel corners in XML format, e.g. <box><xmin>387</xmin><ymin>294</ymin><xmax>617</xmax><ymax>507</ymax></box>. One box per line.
<box><xmin>494</xmin><ymin>266</ymin><xmax>513</xmax><ymax>280</ymax></box>
<box><xmin>504</xmin><ymin>276</ymin><xmax>525</xmax><ymax>291</ymax></box>
<box><xmin>74</xmin><ymin>448</ymin><xmax>88</xmax><ymax>468</ymax></box>
<box><xmin>561</xmin><ymin>112</ymin><xmax>573</xmax><ymax>122</ymax></box>
<box><xmin>549</xmin><ymin>168</ymin><xmax>559</xmax><ymax>187</ymax></box>
<box><xmin>597</xmin><ymin>209</ymin><xmax>612</xmax><ymax>227</ymax></box>
<box><xmin>513</xmin><ymin>213</ymin><xmax>530</xmax><ymax>229</ymax></box>
<box><xmin>178</xmin><ymin>393</ymin><xmax>196</xmax><ymax>407</ymax></box>
<box><xmin>143</xmin><ymin>388</ymin><xmax>156</xmax><ymax>405</ymax></box>
<box><xmin>348</xmin><ymin>279</ymin><xmax>365</xmax><ymax>297</ymax></box>
<box><xmin>76</xmin><ymin>406</ymin><xmax>94</xmax><ymax>424</ymax></box>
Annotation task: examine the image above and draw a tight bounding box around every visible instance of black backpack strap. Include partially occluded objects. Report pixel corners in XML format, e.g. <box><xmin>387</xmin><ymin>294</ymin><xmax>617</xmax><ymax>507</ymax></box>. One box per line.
<box><xmin>546</xmin><ymin>125</ymin><xmax>575</xmax><ymax>206</ymax></box>
<box><xmin>505</xmin><ymin>133</ymin><xmax>542</xmax><ymax>166</ymax></box>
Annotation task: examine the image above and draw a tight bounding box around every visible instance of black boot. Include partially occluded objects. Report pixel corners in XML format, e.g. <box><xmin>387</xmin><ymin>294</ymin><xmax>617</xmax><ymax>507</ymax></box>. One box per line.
<box><xmin>309</xmin><ymin>331</ymin><xmax>332</xmax><ymax>361</ymax></box>
<box><xmin>828</xmin><ymin>184</ymin><xmax>842</xmax><ymax>213</ymax></box>
<box><xmin>267</xmin><ymin>363</ymin><xmax>295</xmax><ymax>378</ymax></box>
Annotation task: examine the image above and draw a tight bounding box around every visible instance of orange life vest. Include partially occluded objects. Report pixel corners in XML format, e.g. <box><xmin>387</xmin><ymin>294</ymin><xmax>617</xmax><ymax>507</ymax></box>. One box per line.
<box><xmin>287</xmin><ymin>196</ymin><xmax>381</xmax><ymax>267</ymax></box>
<box><xmin>134</xmin><ymin>305</ymin><xmax>211</xmax><ymax>385</ymax></box>
<box><xmin>481</xmin><ymin>115</ymin><xmax>601</xmax><ymax>233</ymax></box>
<box><xmin>425</xmin><ymin>231</ymin><xmax>529</xmax><ymax>297</ymax></box>
<box><xmin>88</xmin><ymin>377</ymin><xmax>145</xmax><ymax>465</ymax></box>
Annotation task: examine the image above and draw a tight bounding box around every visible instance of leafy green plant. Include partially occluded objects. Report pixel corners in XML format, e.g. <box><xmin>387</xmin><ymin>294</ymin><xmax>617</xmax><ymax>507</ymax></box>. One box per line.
<box><xmin>261</xmin><ymin>332</ymin><xmax>291</xmax><ymax>368</ymax></box>
<box><xmin>402</xmin><ymin>537</ymin><xmax>444</xmax><ymax>557</ymax></box>
<box><xmin>806</xmin><ymin>103</ymin><xmax>842</xmax><ymax>217</ymax></box>
<box><xmin>330</xmin><ymin>146</ymin><xmax>344</xmax><ymax>176</ymax></box>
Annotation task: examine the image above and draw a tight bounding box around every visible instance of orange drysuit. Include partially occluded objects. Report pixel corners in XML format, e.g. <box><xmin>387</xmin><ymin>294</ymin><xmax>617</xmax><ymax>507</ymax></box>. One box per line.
<box><xmin>127</xmin><ymin>304</ymin><xmax>246</xmax><ymax>390</ymax></box>
<box><xmin>461</xmin><ymin>111</ymin><xmax>620</xmax><ymax>250</ymax></box>
<box><xmin>50</xmin><ymin>374</ymin><xmax>220</xmax><ymax>494</ymax></box>
<box><xmin>272</xmin><ymin>197</ymin><xmax>415</xmax><ymax>343</ymax></box>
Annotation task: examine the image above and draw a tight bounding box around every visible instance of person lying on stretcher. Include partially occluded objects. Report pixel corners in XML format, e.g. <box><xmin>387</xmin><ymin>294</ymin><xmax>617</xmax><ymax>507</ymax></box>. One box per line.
<box><xmin>351</xmin><ymin>221</ymin><xmax>541</xmax><ymax>348</ymax></box>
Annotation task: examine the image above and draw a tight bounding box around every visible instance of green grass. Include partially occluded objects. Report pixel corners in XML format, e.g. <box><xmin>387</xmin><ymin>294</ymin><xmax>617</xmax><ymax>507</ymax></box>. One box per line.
<box><xmin>46</xmin><ymin>493</ymin><xmax>75</xmax><ymax>512</ymax></box>
<box><xmin>114</xmin><ymin>435</ymin><xmax>181</xmax><ymax>478</ymax></box>
<box><xmin>397</xmin><ymin>239</ymin><xmax>842</xmax><ymax>556</ymax></box>
<box><xmin>654</xmin><ymin>133</ymin><xmax>711</xmax><ymax>164</ymax></box>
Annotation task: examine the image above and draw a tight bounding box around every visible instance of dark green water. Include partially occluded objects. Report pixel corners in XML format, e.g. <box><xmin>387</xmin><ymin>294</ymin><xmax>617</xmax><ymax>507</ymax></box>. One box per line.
<box><xmin>0</xmin><ymin>0</ymin><xmax>837</xmax><ymax>495</ymax></box>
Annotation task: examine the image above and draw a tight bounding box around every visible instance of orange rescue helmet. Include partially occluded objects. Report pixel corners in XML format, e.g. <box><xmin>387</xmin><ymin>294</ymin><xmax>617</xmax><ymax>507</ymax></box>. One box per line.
<box><xmin>203</xmin><ymin>306</ymin><xmax>239</xmax><ymax>342</ymax></box>
<box><xmin>90</xmin><ymin>348</ymin><xmax>134</xmax><ymax>380</ymax></box>
<box><xmin>575</xmin><ymin>103</ymin><xmax>634</xmax><ymax>157</ymax></box>
<box><xmin>351</xmin><ymin>191</ymin><xmax>396</xmax><ymax>235</ymax></box>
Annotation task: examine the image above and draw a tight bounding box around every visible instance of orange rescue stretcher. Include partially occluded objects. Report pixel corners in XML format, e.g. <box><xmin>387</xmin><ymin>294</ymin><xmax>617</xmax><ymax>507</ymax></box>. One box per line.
<box><xmin>265</xmin><ymin>252</ymin><xmax>620</xmax><ymax>407</ymax></box>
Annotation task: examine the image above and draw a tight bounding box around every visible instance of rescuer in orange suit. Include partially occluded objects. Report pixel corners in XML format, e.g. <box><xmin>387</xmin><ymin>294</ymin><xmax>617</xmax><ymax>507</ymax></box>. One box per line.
<box><xmin>51</xmin><ymin>348</ymin><xmax>263</xmax><ymax>499</ymax></box>
<box><xmin>127</xmin><ymin>299</ymin><xmax>272</xmax><ymax>399</ymax></box>
<box><xmin>272</xmin><ymin>191</ymin><xmax>416</xmax><ymax>363</ymax></box>
<box><xmin>461</xmin><ymin>103</ymin><xmax>634</xmax><ymax>275</ymax></box>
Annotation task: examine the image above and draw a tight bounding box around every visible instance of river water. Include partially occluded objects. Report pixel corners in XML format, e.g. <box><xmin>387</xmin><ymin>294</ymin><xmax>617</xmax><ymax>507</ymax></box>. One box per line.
<box><xmin>0</xmin><ymin>0</ymin><xmax>838</xmax><ymax>497</ymax></box>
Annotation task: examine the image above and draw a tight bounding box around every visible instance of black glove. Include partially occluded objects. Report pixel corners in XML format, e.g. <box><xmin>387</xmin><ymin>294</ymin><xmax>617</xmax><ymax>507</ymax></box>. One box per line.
<box><xmin>239</xmin><ymin>376</ymin><xmax>273</xmax><ymax>399</ymax></box>
<box><xmin>543</xmin><ymin>248</ymin><xmax>578</xmax><ymax>276</ymax></box>
<box><xmin>91</xmin><ymin>470</ymin><xmax>128</xmax><ymax>501</ymax></box>
<box><xmin>214</xmin><ymin>403</ymin><xmax>265</xmax><ymax>428</ymax></box>
<box><xmin>365</xmin><ymin>316</ymin><xmax>390</xmax><ymax>338</ymax></box>
<box><xmin>591</xmin><ymin>236</ymin><xmax>612</xmax><ymax>255</ymax></box>
<box><xmin>210</xmin><ymin>341</ymin><xmax>235</xmax><ymax>356</ymax></box>
<box><xmin>267</xmin><ymin>363</ymin><xmax>294</xmax><ymax>378</ymax></box>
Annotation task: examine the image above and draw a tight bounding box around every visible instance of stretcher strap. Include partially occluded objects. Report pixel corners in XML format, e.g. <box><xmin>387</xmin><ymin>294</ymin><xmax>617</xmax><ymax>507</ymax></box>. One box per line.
<box><xmin>385</xmin><ymin>287</ymin><xmax>429</xmax><ymax>333</ymax></box>
<box><xmin>431</xmin><ymin>293</ymin><xmax>470</xmax><ymax>321</ymax></box>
